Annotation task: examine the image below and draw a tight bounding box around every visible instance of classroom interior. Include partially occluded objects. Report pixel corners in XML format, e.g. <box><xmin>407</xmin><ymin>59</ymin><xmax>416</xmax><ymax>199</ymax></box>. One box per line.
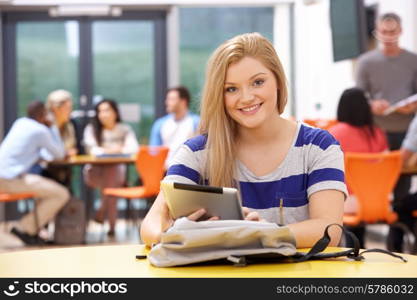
<box><xmin>1</xmin><ymin>0</ymin><xmax>417</xmax><ymax>255</ymax></box>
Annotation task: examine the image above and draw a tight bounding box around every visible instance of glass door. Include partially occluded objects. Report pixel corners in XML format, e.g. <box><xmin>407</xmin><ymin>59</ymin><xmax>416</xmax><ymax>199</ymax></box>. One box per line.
<box><xmin>3</xmin><ymin>11</ymin><xmax>167</xmax><ymax>141</ymax></box>
<box><xmin>92</xmin><ymin>20</ymin><xmax>154</xmax><ymax>144</ymax></box>
<box><xmin>2</xmin><ymin>10</ymin><xmax>167</xmax><ymax>219</ymax></box>
<box><xmin>16</xmin><ymin>21</ymin><xmax>80</xmax><ymax>115</ymax></box>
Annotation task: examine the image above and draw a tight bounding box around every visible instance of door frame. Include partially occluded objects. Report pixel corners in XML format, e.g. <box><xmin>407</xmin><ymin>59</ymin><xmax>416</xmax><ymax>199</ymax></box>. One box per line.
<box><xmin>1</xmin><ymin>10</ymin><xmax>168</xmax><ymax>221</ymax></box>
<box><xmin>2</xmin><ymin>10</ymin><xmax>168</xmax><ymax>132</ymax></box>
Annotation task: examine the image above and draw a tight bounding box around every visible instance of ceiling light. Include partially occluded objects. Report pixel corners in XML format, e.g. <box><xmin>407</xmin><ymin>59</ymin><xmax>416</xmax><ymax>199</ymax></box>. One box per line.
<box><xmin>49</xmin><ymin>5</ymin><xmax>122</xmax><ymax>17</ymax></box>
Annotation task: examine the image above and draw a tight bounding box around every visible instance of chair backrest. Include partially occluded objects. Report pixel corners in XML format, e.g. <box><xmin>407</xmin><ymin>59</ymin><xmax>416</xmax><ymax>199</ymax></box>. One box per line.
<box><xmin>344</xmin><ymin>151</ymin><xmax>402</xmax><ymax>223</ymax></box>
<box><xmin>303</xmin><ymin>119</ymin><xmax>338</xmax><ymax>130</ymax></box>
<box><xmin>135</xmin><ymin>146</ymin><xmax>169</xmax><ymax>195</ymax></box>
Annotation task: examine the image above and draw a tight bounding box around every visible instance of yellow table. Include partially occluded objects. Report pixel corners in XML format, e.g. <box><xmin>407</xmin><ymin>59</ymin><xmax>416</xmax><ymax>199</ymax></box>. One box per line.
<box><xmin>51</xmin><ymin>154</ymin><xmax>136</xmax><ymax>166</ymax></box>
<box><xmin>0</xmin><ymin>245</ymin><xmax>416</xmax><ymax>278</ymax></box>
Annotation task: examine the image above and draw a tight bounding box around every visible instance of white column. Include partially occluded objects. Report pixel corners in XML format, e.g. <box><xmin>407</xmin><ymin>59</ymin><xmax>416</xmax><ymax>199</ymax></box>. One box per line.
<box><xmin>274</xmin><ymin>3</ymin><xmax>294</xmax><ymax>118</ymax></box>
<box><xmin>166</xmin><ymin>5</ymin><xmax>180</xmax><ymax>88</ymax></box>
<box><xmin>0</xmin><ymin>11</ymin><xmax>3</xmax><ymax>223</ymax></box>
<box><xmin>0</xmin><ymin>11</ymin><xmax>3</xmax><ymax>140</ymax></box>
<box><xmin>294</xmin><ymin>0</ymin><xmax>355</xmax><ymax>121</ymax></box>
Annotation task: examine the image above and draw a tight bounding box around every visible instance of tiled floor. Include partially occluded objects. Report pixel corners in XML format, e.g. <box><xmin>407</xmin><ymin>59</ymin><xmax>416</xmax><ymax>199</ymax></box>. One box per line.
<box><xmin>0</xmin><ymin>218</ymin><xmax>141</xmax><ymax>253</ymax></box>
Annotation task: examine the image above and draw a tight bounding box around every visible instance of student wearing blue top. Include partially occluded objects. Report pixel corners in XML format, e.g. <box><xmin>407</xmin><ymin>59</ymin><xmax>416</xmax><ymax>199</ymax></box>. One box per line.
<box><xmin>0</xmin><ymin>101</ymin><xmax>70</xmax><ymax>245</ymax></box>
<box><xmin>141</xmin><ymin>33</ymin><xmax>347</xmax><ymax>248</ymax></box>
<box><xmin>149</xmin><ymin>86</ymin><xmax>200</xmax><ymax>167</ymax></box>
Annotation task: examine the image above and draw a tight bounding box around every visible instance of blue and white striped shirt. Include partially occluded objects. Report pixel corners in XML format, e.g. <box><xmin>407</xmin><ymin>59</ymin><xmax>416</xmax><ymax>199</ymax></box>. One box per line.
<box><xmin>164</xmin><ymin>122</ymin><xmax>347</xmax><ymax>225</ymax></box>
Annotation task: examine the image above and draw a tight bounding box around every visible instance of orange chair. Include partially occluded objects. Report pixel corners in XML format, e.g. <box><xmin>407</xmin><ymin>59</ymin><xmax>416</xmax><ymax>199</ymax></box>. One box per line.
<box><xmin>0</xmin><ymin>191</ymin><xmax>38</xmax><ymax>232</ymax></box>
<box><xmin>0</xmin><ymin>192</ymin><xmax>36</xmax><ymax>203</ymax></box>
<box><xmin>103</xmin><ymin>146</ymin><xmax>169</xmax><ymax>223</ymax></box>
<box><xmin>343</xmin><ymin>151</ymin><xmax>402</xmax><ymax>227</ymax></box>
<box><xmin>303</xmin><ymin>119</ymin><xmax>338</xmax><ymax>131</ymax></box>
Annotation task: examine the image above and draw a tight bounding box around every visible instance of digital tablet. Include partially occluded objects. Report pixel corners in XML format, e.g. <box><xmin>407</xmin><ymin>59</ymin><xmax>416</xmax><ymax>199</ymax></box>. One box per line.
<box><xmin>160</xmin><ymin>181</ymin><xmax>244</xmax><ymax>220</ymax></box>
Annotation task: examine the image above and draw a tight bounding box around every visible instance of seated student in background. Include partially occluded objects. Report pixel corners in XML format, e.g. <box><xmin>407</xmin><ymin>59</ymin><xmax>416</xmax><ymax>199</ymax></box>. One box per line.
<box><xmin>141</xmin><ymin>32</ymin><xmax>347</xmax><ymax>248</ymax></box>
<box><xmin>0</xmin><ymin>101</ymin><xmax>69</xmax><ymax>245</ymax></box>
<box><xmin>41</xmin><ymin>89</ymin><xmax>78</xmax><ymax>188</ymax></box>
<box><xmin>83</xmin><ymin>99</ymin><xmax>139</xmax><ymax>236</ymax></box>
<box><xmin>328</xmin><ymin>87</ymin><xmax>389</xmax><ymax>248</ymax></box>
<box><xmin>149</xmin><ymin>86</ymin><xmax>200</xmax><ymax>167</ymax></box>
<box><xmin>394</xmin><ymin>116</ymin><xmax>417</xmax><ymax>246</ymax></box>
<box><xmin>47</xmin><ymin>89</ymin><xmax>78</xmax><ymax>156</ymax></box>
<box><xmin>328</xmin><ymin>88</ymin><xmax>388</xmax><ymax>153</ymax></box>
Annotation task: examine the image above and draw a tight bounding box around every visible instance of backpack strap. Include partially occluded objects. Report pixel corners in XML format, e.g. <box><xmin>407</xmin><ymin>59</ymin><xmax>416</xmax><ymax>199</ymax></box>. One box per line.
<box><xmin>294</xmin><ymin>223</ymin><xmax>407</xmax><ymax>263</ymax></box>
<box><xmin>359</xmin><ymin>248</ymin><xmax>407</xmax><ymax>262</ymax></box>
<box><xmin>227</xmin><ymin>224</ymin><xmax>361</xmax><ymax>267</ymax></box>
<box><xmin>294</xmin><ymin>223</ymin><xmax>359</xmax><ymax>262</ymax></box>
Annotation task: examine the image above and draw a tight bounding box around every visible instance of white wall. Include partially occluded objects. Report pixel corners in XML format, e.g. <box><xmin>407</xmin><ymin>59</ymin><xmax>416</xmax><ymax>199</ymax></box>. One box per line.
<box><xmin>0</xmin><ymin>11</ymin><xmax>3</xmax><ymax>139</ymax></box>
<box><xmin>371</xmin><ymin>0</ymin><xmax>417</xmax><ymax>52</ymax></box>
<box><xmin>293</xmin><ymin>0</ymin><xmax>417</xmax><ymax>120</ymax></box>
<box><xmin>0</xmin><ymin>11</ymin><xmax>3</xmax><ymax>223</ymax></box>
<box><xmin>293</xmin><ymin>0</ymin><xmax>354</xmax><ymax>120</ymax></box>
<box><xmin>274</xmin><ymin>3</ymin><xmax>293</xmax><ymax>118</ymax></box>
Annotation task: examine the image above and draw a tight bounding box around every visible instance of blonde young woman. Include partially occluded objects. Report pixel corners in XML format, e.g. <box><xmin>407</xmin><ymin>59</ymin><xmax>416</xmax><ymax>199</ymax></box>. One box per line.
<box><xmin>44</xmin><ymin>89</ymin><xmax>78</xmax><ymax>187</ymax></box>
<box><xmin>46</xmin><ymin>89</ymin><xmax>78</xmax><ymax>156</ymax></box>
<box><xmin>141</xmin><ymin>33</ymin><xmax>347</xmax><ymax>248</ymax></box>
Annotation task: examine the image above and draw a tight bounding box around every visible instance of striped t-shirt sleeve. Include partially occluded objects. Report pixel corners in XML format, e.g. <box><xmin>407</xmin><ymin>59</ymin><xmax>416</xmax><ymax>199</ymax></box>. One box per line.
<box><xmin>305</xmin><ymin>129</ymin><xmax>348</xmax><ymax>198</ymax></box>
<box><xmin>164</xmin><ymin>143</ymin><xmax>203</xmax><ymax>185</ymax></box>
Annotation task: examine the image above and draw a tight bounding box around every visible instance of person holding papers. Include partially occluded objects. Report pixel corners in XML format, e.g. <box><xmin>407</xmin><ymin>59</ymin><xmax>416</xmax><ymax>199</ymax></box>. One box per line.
<box><xmin>356</xmin><ymin>12</ymin><xmax>417</xmax><ymax>252</ymax></box>
<box><xmin>141</xmin><ymin>33</ymin><xmax>347</xmax><ymax>248</ymax></box>
<box><xmin>356</xmin><ymin>13</ymin><xmax>417</xmax><ymax>142</ymax></box>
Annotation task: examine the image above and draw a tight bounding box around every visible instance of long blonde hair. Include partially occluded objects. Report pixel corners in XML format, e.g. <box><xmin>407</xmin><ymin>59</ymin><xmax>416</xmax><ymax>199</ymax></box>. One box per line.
<box><xmin>46</xmin><ymin>89</ymin><xmax>72</xmax><ymax>111</ymax></box>
<box><xmin>46</xmin><ymin>89</ymin><xmax>76</xmax><ymax>150</ymax></box>
<box><xmin>199</xmin><ymin>32</ymin><xmax>288</xmax><ymax>187</ymax></box>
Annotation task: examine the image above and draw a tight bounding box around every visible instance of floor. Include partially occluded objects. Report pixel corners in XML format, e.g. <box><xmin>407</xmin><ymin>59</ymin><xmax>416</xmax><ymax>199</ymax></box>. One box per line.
<box><xmin>0</xmin><ymin>218</ymin><xmax>141</xmax><ymax>253</ymax></box>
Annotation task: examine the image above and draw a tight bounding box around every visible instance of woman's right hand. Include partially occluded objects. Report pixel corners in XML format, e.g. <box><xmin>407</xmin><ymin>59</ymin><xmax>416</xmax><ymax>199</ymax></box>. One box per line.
<box><xmin>187</xmin><ymin>208</ymin><xmax>219</xmax><ymax>221</ymax></box>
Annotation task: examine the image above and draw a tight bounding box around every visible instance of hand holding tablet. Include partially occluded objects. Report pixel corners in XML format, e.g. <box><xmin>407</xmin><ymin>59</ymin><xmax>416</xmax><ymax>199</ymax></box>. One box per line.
<box><xmin>160</xmin><ymin>181</ymin><xmax>244</xmax><ymax>220</ymax></box>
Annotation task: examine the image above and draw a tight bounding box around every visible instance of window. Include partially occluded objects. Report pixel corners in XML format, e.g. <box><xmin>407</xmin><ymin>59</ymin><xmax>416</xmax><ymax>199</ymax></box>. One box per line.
<box><xmin>179</xmin><ymin>7</ymin><xmax>274</xmax><ymax>112</ymax></box>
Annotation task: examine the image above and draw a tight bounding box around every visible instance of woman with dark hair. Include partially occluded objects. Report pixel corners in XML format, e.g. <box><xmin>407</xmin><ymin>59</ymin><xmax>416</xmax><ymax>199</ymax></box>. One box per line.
<box><xmin>83</xmin><ymin>99</ymin><xmax>139</xmax><ymax>236</ymax></box>
<box><xmin>328</xmin><ymin>88</ymin><xmax>388</xmax><ymax>248</ymax></box>
<box><xmin>329</xmin><ymin>88</ymin><xmax>388</xmax><ymax>153</ymax></box>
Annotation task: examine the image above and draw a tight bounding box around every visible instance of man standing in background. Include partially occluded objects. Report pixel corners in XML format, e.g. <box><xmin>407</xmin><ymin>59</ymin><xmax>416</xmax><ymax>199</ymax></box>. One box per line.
<box><xmin>150</xmin><ymin>86</ymin><xmax>200</xmax><ymax>167</ymax></box>
<box><xmin>356</xmin><ymin>12</ymin><xmax>417</xmax><ymax>252</ymax></box>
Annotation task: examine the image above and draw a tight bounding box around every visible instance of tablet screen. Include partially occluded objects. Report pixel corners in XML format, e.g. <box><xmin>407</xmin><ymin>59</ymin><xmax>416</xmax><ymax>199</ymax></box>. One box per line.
<box><xmin>161</xmin><ymin>181</ymin><xmax>244</xmax><ymax>220</ymax></box>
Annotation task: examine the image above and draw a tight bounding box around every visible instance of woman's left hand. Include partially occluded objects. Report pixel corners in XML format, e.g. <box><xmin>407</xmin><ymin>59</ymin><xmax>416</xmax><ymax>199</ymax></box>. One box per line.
<box><xmin>242</xmin><ymin>207</ymin><xmax>263</xmax><ymax>221</ymax></box>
